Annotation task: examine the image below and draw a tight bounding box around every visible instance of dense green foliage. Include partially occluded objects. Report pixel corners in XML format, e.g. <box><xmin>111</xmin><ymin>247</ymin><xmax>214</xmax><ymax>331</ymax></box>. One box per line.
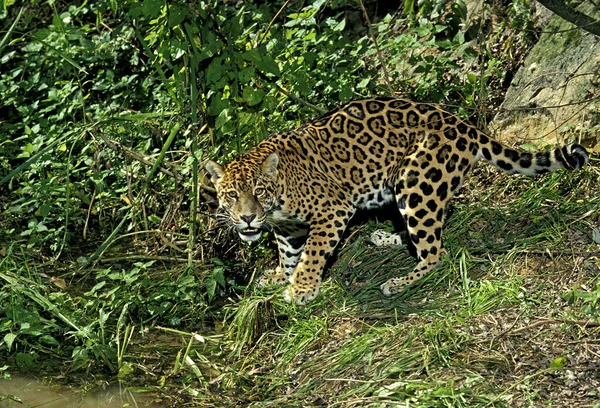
<box><xmin>0</xmin><ymin>0</ymin><xmax>531</xmax><ymax>256</ymax></box>
<box><xmin>0</xmin><ymin>0</ymin><xmax>530</xmax><ymax>363</ymax></box>
<box><xmin>3</xmin><ymin>1</ymin><xmax>598</xmax><ymax>406</ymax></box>
<box><xmin>0</xmin><ymin>6</ymin><xmax>507</xmax><ymax>281</ymax></box>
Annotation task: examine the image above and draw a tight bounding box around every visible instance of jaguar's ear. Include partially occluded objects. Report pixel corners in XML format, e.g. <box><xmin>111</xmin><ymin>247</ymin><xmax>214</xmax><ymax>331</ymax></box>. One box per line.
<box><xmin>205</xmin><ymin>160</ymin><xmax>224</xmax><ymax>185</ymax></box>
<box><xmin>262</xmin><ymin>152</ymin><xmax>279</xmax><ymax>180</ymax></box>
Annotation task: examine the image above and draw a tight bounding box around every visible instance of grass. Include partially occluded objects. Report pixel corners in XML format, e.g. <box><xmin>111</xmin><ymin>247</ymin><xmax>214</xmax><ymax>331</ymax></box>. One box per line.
<box><xmin>2</xmin><ymin>1</ymin><xmax>597</xmax><ymax>405</ymax></box>
<box><xmin>132</xmin><ymin>162</ymin><xmax>598</xmax><ymax>407</ymax></box>
<box><xmin>1</xmin><ymin>163</ymin><xmax>599</xmax><ymax>407</ymax></box>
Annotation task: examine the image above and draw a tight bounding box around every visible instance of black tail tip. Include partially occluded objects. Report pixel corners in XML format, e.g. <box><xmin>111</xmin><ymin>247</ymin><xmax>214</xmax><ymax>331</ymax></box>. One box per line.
<box><xmin>563</xmin><ymin>144</ymin><xmax>589</xmax><ymax>169</ymax></box>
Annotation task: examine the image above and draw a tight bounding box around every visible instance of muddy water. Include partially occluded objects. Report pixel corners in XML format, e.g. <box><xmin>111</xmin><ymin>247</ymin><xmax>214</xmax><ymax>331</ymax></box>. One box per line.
<box><xmin>0</xmin><ymin>376</ymin><xmax>163</xmax><ymax>407</ymax></box>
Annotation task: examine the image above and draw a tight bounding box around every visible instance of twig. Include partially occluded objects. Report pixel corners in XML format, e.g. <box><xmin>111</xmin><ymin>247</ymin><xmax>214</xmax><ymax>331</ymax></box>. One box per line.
<box><xmin>257</xmin><ymin>0</ymin><xmax>292</xmax><ymax>46</ymax></box>
<box><xmin>256</xmin><ymin>70</ymin><xmax>326</xmax><ymax>113</ymax></box>
<box><xmin>508</xmin><ymin>317</ymin><xmax>600</xmax><ymax>335</ymax></box>
<box><xmin>96</xmin><ymin>131</ymin><xmax>180</xmax><ymax>182</ymax></box>
<box><xmin>83</xmin><ymin>186</ymin><xmax>96</xmax><ymax>240</ymax></box>
<box><xmin>97</xmin><ymin>255</ymin><xmax>204</xmax><ymax>264</ymax></box>
<box><xmin>357</xmin><ymin>0</ymin><xmax>394</xmax><ymax>94</ymax></box>
<box><xmin>488</xmin><ymin>309</ymin><xmax>526</xmax><ymax>347</ymax></box>
<box><xmin>536</xmin><ymin>0</ymin><xmax>600</xmax><ymax>37</ymax></box>
<box><xmin>443</xmin><ymin>93</ymin><xmax>600</xmax><ymax>115</ymax></box>
<box><xmin>276</xmin><ymin>83</ymin><xmax>327</xmax><ymax>113</ymax></box>
<box><xmin>485</xmin><ymin>368</ymin><xmax>552</xmax><ymax>407</ymax></box>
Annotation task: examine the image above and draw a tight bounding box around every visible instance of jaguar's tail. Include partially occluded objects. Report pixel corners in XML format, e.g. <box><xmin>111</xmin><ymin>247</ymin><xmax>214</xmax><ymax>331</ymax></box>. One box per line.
<box><xmin>476</xmin><ymin>134</ymin><xmax>588</xmax><ymax>175</ymax></box>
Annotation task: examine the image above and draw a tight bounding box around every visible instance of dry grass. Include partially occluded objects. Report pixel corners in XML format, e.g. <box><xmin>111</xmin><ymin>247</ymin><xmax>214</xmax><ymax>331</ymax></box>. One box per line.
<box><xmin>124</xmin><ymin>161</ymin><xmax>600</xmax><ymax>407</ymax></box>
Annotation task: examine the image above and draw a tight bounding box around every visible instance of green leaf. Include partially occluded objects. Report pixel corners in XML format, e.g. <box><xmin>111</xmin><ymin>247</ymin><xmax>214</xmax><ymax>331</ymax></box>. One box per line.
<box><xmin>256</xmin><ymin>55</ymin><xmax>280</xmax><ymax>76</ymax></box>
<box><xmin>148</xmin><ymin>301</ymin><xmax>172</xmax><ymax>317</ymax></box>
<box><xmin>593</xmin><ymin>228</ymin><xmax>600</xmax><ymax>244</ymax></box>
<box><xmin>38</xmin><ymin>204</ymin><xmax>52</xmax><ymax>218</ymax></box>
<box><xmin>332</xmin><ymin>18</ymin><xmax>346</xmax><ymax>32</ymax></box>
<box><xmin>3</xmin><ymin>333</ymin><xmax>17</xmax><ymax>351</ymax></box>
<box><xmin>238</xmin><ymin>66</ymin><xmax>256</xmax><ymax>84</ymax></box>
<box><xmin>118</xmin><ymin>361</ymin><xmax>134</xmax><ymax>379</ymax></box>
<box><xmin>148</xmin><ymin>214</ymin><xmax>162</xmax><ymax>224</ymax></box>
<box><xmin>36</xmin><ymin>223</ymin><xmax>48</xmax><ymax>232</ymax></box>
<box><xmin>212</xmin><ymin>267</ymin><xmax>226</xmax><ymax>287</ymax></box>
<box><xmin>312</xmin><ymin>0</ymin><xmax>327</xmax><ymax>9</ymax></box>
<box><xmin>206</xmin><ymin>58</ymin><xmax>226</xmax><ymax>86</ymax></box>
<box><xmin>242</xmin><ymin>87</ymin><xmax>265</xmax><ymax>106</ymax></box>
<box><xmin>519</xmin><ymin>143</ymin><xmax>539</xmax><ymax>152</ymax></box>
<box><xmin>550</xmin><ymin>357</ymin><xmax>567</xmax><ymax>370</ymax></box>
<box><xmin>242</xmin><ymin>48</ymin><xmax>261</xmax><ymax>63</ymax></box>
<box><xmin>168</xmin><ymin>4</ymin><xmax>188</xmax><ymax>27</ymax></box>
<box><xmin>205</xmin><ymin>278</ymin><xmax>217</xmax><ymax>300</ymax></box>
<box><xmin>403</xmin><ymin>0</ymin><xmax>415</xmax><ymax>15</ymax></box>
<box><xmin>215</xmin><ymin>109</ymin><xmax>232</xmax><ymax>130</ymax></box>
<box><xmin>39</xmin><ymin>335</ymin><xmax>60</xmax><ymax>347</ymax></box>
<box><xmin>142</xmin><ymin>0</ymin><xmax>162</xmax><ymax>18</ymax></box>
<box><xmin>358</xmin><ymin>77</ymin><xmax>370</xmax><ymax>89</ymax></box>
<box><xmin>15</xmin><ymin>352</ymin><xmax>36</xmax><ymax>369</ymax></box>
<box><xmin>85</xmin><ymin>281</ymin><xmax>106</xmax><ymax>296</ymax></box>
<box><xmin>208</xmin><ymin>94</ymin><xmax>229</xmax><ymax>116</ymax></box>
<box><xmin>294</xmin><ymin>77</ymin><xmax>310</xmax><ymax>96</ymax></box>
<box><xmin>72</xmin><ymin>346</ymin><xmax>89</xmax><ymax>361</ymax></box>
<box><xmin>303</xmin><ymin>30</ymin><xmax>316</xmax><ymax>41</ymax></box>
<box><xmin>177</xmin><ymin>275</ymin><xmax>195</xmax><ymax>287</ymax></box>
<box><xmin>339</xmin><ymin>86</ymin><xmax>354</xmax><ymax>101</ymax></box>
<box><xmin>416</xmin><ymin>25</ymin><xmax>431</xmax><ymax>37</ymax></box>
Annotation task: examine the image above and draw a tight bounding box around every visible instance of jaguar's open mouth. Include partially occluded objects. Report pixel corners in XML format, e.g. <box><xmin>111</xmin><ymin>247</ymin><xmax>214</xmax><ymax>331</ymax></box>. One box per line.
<box><xmin>238</xmin><ymin>228</ymin><xmax>261</xmax><ymax>241</ymax></box>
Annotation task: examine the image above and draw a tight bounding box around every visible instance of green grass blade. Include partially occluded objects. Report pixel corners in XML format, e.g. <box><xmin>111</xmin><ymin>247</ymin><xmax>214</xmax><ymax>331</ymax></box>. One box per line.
<box><xmin>0</xmin><ymin>133</ymin><xmax>68</xmax><ymax>185</ymax></box>
<box><xmin>78</xmin><ymin>210</ymin><xmax>131</xmax><ymax>270</ymax></box>
<box><xmin>141</xmin><ymin>121</ymin><xmax>181</xmax><ymax>193</ymax></box>
<box><xmin>0</xmin><ymin>5</ymin><xmax>23</xmax><ymax>54</ymax></box>
<box><xmin>33</xmin><ymin>35</ymin><xmax>89</xmax><ymax>74</ymax></box>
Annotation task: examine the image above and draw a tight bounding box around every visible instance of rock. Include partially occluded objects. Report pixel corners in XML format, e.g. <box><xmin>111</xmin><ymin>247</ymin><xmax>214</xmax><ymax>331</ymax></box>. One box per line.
<box><xmin>490</xmin><ymin>2</ymin><xmax>600</xmax><ymax>153</ymax></box>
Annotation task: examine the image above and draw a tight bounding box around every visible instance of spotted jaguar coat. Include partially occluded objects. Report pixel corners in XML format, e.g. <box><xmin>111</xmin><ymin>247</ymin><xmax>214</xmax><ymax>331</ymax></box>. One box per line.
<box><xmin>205</xmin><ymin>97</ymin><xmax>589</xmax><ymax>304</ymax></box>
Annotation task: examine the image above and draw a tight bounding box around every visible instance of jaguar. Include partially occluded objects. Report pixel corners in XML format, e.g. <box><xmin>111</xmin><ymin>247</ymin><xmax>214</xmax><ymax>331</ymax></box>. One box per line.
<box><xmin>205</xmin><ymin>97</ymin><xmax>589</xmax><ymax>305</ymax></box>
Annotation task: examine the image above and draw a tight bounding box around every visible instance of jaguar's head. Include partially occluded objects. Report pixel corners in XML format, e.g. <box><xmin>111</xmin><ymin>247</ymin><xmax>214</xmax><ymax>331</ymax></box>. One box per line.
<box><xmin>205</xmin><ymin>152</ymin><xmax>280</xmax><ymax>242</ymax></box>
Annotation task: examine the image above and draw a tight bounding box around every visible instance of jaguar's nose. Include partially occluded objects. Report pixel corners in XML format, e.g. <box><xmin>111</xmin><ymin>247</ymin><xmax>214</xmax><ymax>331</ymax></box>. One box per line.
<box><xmin>240</xmin><ymin>214</ymin><xmax>256</xmax><ymax>225</ymax></box>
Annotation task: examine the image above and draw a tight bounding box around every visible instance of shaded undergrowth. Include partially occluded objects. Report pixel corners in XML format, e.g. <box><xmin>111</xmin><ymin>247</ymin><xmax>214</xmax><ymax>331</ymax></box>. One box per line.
<box><xmin>188</xmin><ymin>163</ymin><xmax>600</xmax><ymax>407</ymax></box>
<box><xmin>5</xmin><ymin>163</ymin><xmax>597</xmax><ymax>407</ymax></box>
<box><xmin>2</xmin><ymin>1</ymin><xmax>600</xmax><ymax>407</ymax></box>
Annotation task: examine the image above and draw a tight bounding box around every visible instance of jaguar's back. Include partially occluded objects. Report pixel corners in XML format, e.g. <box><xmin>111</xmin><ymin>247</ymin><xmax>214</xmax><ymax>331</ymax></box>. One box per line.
<box><xmin>206</xmin><ymin>97</ymin><xmax>588</xmax><ymax>304</ymax></box>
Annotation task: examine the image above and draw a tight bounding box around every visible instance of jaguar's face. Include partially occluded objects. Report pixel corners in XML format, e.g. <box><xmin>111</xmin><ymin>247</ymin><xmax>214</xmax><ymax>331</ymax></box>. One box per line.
<box><xmin>205</xmin><ymin>152</ymin><xmax>280</xmax><ymax>242</ymax></box>
<box><xmin>214</xmin><ymin>182</ymin><xmax>271</xmax><ymax>242</ymax></box>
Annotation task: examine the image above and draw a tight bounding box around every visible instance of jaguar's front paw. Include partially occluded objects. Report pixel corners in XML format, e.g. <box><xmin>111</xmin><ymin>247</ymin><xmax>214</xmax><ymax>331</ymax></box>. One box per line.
<box><xmin>283</xmin><ymin>284</ymin><xmax>320</xmax><ymax>305</ymax></box>
<box><xmin>256</xmin><ymin>267</ymin><xmax>289</xmax><ymax>288</ymax></box>
<box><xmin>380</xmin><ymin>277</ymin><xmax>408</xmax><ymax>296</ymax></box>
<box><xmin>369</xmin><ymin>230</ymin><xmax>403</xmax><ymax>247</ymax></box>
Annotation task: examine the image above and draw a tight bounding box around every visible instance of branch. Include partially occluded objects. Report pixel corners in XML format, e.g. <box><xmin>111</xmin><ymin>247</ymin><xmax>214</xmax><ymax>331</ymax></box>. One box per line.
<box><xmin>274</xmin><ymin>83</ymin><xmax>327</xmax><ymax>114</ymax></box>
<box><xmin>509</xmin><ymin>317</ymin><xmax>600</xmax><ymax>335</ymax></box>
<box><xmin>256</xmin><ymin>70</ymin><xmax>326</xmax><ymax>113</ymax></box>
<box><xmin>537</xmin><ymin>0</ymin><xmax>600</xmax><ymax>37</ymax></box>
<box><xmin>97</xmin><ymin>132</ymin><xmax>180</xmax><ymax>182</ymax></box>
<box><xmin>357</xmin><ymin>0</ymin><xmax>394</xmax><ymax>94</ymax></box>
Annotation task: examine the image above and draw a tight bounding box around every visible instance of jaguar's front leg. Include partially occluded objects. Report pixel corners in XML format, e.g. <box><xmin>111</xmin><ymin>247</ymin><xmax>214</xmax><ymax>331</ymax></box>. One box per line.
<box><xmin>263</xmin><ymin>224</ymin><xmax>308</xmax><ymax>286</ymax></box>
<box><xmin>285</xmin><ymin>211</ymin><xmax>353</xmax><ymax>305</ymax></box>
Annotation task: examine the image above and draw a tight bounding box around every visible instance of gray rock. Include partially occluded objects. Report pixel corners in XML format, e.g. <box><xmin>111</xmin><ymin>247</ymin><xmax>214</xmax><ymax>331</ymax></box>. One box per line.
<box><xmin>490</xmin><ymin>2</ymin><xmax>600</xmax><ymax>151</ymax></box>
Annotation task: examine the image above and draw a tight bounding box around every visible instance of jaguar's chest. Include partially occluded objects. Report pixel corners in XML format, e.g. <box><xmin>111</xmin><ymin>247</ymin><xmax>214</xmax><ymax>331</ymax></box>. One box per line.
<box><xmin>268</xmin><ymin>209</ymin><xmax>307</xmax><ymax>227</ymax></box>
<box><xmin>354</xmin><ymin>187</ymin><xmax>395</xmax><ymax>209</ymax></box>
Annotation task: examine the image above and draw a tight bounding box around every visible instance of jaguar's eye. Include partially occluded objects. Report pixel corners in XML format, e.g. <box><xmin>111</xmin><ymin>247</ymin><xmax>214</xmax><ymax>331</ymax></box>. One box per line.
<box><xmin>226</xmin><ymin>191</ymin><xmax>238</xmax><ymax>200</ymax></box>
<box><xmin>254</xmin><ymin>187</ymin><xmax>265</xmax><ymax>197</ymax></box>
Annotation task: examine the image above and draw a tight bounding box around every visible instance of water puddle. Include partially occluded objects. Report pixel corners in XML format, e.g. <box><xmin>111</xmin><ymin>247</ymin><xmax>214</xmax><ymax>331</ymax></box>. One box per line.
<box><xmin>0</xmin><ymin>376</ymin><xmax>163</xmax><ymax>407</ymax></box>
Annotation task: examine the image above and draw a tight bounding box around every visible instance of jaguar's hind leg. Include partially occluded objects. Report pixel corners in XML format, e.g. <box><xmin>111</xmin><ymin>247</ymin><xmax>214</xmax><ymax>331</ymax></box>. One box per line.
<box><xmin>380</xmin><ymin>195</ymin><xmax>447</xmax><ymax>295</ymax></box>
<box><xmin>368</xmin><ymin>230</ymin><xmax>404</xmax><ymax>247</ymax></box>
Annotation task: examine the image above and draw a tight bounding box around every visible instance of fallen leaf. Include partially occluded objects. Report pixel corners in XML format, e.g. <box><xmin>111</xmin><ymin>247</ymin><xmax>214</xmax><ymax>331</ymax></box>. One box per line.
<box><xmin>50</xmin><ymin>276</ymin><xmax>67</xmax><ymax>290</ymax></box>
<box><xmin>592</xmin><ymin>228</ymin><xmax>600</xmax><ymax>244</ymax></box>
